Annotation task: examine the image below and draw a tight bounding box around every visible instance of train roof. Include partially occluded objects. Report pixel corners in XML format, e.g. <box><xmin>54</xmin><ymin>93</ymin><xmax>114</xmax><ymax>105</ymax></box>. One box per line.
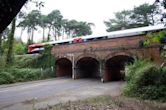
<box><xmin>49</xmin><ymin>25</ymin><xmax>166</xmax><ymax>45</ymax></box>
<box><xmin>82</xmin><ymin>25</ymin><xmax>166</xmax><ymax>39</ymax></box>
<box><xmin>107</xmin><ymin>25</ymin><xmax>165</xmax><ymax>38</ymax></box>
<box><xmin>49</xmin><ymin>38</ymin><xmax>73</xmax><ymax>45</ymax></box>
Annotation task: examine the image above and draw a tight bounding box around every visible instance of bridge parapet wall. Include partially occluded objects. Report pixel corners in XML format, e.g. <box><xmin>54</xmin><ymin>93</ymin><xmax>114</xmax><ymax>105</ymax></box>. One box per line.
<box><xmin>52</xmin><ymin>35</ymin><xmax>144</xmax><ymax>55</ymax></box>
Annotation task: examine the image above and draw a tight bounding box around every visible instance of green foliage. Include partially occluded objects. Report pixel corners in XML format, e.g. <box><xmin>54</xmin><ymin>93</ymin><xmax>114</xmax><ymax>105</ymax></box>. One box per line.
<box><xmin>14</xmin><ymin>42</ymin><xmax>26</xmax><ymax>55</ymax></box>
<box><xmin>0</xmin><ymin>56</ymin><xmax>6</xmax><ymax>68</ymax></box>
<box><xmin>124</xmin><ymin>59</ymin><xmax>166</xmax><ymax>102</ymax></box>
<box><xmin>14</xmin><ymin>55</ymin><xmax>39</xmax><ymax>68</ymax></box>
<box><xmin>18</xmin><ymin>10</ymin><xmax>41</xmax><ymax>43</ymax></box>
<box><xmin>105</xmin><ymin>3</ymin><xmax>160</xmax><ymax>32</ymax></box>
<box><xmin>34</xmin><ymin>45</ymin><xmax>55</xmax><ymax>69</ymax></box>
<box><xmin>144</xmin><ymin>29</ymin><xmax>166</xmax><ymax>45</ymax></box>
<box><xmin>104</xmin><ymin>10</ymin><xmax>134</xmax><ymax>32</ymax></box>
<box><xmin>144</xmin><ymin>29</ymin><xmax>166</xmax><ymax>61</ymax></box>
<box><xmin>0</xmin><ymin>71</ymin><xmax>14</xmax><ymax>84</ymax></box>
<box><xmin>41</xmin><ymin>68</ymin><xmax>55</xmax><ymax>78</ymax></box>
<box><xmin>6</xmin><ymin>18</ymin><xmax>16</xmax><ymax>65</ymax></box>
<box><xmin>132</xmin><ymin>3</ymin><xmax>156</xmax><ymax>26</ymax></box>
<box><xmin>14</xmin><ymin>45</ymin><xmax>55</xmax><ymax>69</ymax></box>
<box><xmin>0</xmin><ymin>67</ymin><xmax>55</xmax><ymax>85</ymax></box>
<box><xmin>65</xmin><ymin>20</ymin><xmax>93</xmax><ymax>37</ymax></box>
<box><xmin>0</xmin><ymin>45</ymin><xmax>56</xmax><ymax>85</ymax></box>
<box><xmin>18</xmin><ymin>9</ymin><xmax>94</xmax><ymax>41</ymax></box>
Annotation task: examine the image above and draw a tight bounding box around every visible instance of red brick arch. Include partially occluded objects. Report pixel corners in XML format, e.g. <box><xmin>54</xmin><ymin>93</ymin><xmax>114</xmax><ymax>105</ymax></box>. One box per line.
<box><xmin>55</xmin><ymin>58</ymin><xmax>72</xmax><ymax>77</ymax></box>
<box><xmin>75</xmin><ymin>53</ymin><xmax>100</xmax><ymax>63</ymax></box>
<box><xmin>105</xmin><ymin>51</ymin><xmax>134</xmax><ymax>61</ymax></box>
<box><xmin>56</xmin><ymin>57</ymin><xmax>72</xmax><ymax>63</ymax></box>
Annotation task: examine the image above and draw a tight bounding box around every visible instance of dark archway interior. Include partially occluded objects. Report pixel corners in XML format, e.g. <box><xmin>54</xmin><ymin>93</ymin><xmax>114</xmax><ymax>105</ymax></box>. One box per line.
<box><xmin>76</xmin><ymin>57</ymin><xmax>100</xmax><ymax>79</ymax></box>
<box><xmin>55</xmin><ymin>58</ymin><xmax>72</xmax><ymax>77</ymax></box>
<box><xmin>105</xmin><ymin>55</ymin><xmax>133</xmax><ymax>81</ymax></box>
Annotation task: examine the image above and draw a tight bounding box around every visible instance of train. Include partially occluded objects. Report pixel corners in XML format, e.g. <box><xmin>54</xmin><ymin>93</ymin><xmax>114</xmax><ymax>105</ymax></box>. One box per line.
<box><xmin>28</xmin><ymin>25</ymin><xmax>166</xmax><ymax>54</ymax></box>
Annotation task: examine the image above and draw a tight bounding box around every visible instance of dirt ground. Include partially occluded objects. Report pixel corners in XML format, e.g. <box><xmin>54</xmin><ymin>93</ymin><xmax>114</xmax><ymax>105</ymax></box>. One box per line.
<box><xmin>39</xmin><ymin>95</ymin><xmax>166</xmax><ymax>110</ymax></box>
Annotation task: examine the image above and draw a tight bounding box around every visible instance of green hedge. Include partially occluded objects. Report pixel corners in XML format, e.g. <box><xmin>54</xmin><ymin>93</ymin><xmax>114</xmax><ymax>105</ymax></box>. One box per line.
<box><xmin>0</xmin><ymin>68</ymin><xmax>55</xmax><ymax>85</ymax></box>
<box><xmin>123</xmin><ymin>59</ymin><xmax>166</xmax><ymax>102</ymax></box>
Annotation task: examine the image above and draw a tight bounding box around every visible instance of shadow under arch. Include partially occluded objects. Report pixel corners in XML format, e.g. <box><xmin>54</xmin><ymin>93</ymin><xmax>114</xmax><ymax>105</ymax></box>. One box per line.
<box><xmin>104</xmin><ymin>55</ymin><xmax>134</xmax><ymax>81</ymax></box>
<box><xmin>75</xmin><ymin>57</ymin><xmax>100</xmax><ymax>79</ymax></box>
<box><xmin>55</xmin><ymin>58</ymin><xmax>72</xmax><ymax>77</ymax></box>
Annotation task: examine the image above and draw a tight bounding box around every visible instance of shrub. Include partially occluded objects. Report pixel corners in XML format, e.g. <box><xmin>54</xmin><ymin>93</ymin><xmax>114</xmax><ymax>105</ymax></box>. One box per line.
<box><xmin>14</xmin><ymin>55</ymin><xmax>39</xmax><ymax>68</ymax></box>
<box><xmin>14</xmin><ymin>42</ymin><xmax>26</xmax><ymax>55</ymax></box>
<box><xmin>14</xmin><ymin>45</ymin><xmax>55</xmax><ymax>69</ymax></box>
<box><xmin>123</xmin><ymin>59</ymin><xmax>166</xmax><ymax>102</ymax></box>
<box><xmin>23</xmin><ymin>69</ymin><xmax>41</xmax><ymax>81</ymax></box>
<box><xmin>0</xmin><ymin>67</ymin><xmax>55</xmax><ymax>85</ymax></box>
<box><xmin>41</xmin><ymin>68</ymin><xmax>55</xmax><ymax>78</ymax></box>
<box><xmin>10</xmin><ymin>68</ymin><xmax>25</xmax><ymax>82</ymax></box>
<box><xmin>9</xmin><ymin>68</ymin><xmax>41</xmax><ymax>82</ymax></box>
<box><xmin>0</xmin><ymin>56</ymin><xmax>6</xmax><ymax>68</ymax></box>
<box><xmin>0</xmin><ymin>72</ymin><xmax>14</xmax><ymax>84</ymax></box>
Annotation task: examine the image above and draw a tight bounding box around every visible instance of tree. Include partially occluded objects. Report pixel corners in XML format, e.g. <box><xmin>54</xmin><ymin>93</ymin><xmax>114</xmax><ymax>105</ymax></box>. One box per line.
<box><xmin>73</xmin><ymin>21</ymin><xmax>93</xmax><ymax>36</ymax></box>
<box><xmin>46</xmin><ymin>10</ymin><xmax>63</xmax><ymax>40</ymax></box>
<box><xmin>17</xmin><ymin>11</ymin><xmax>27</xmax><ymax>39</ymax></box>
<box><xmin>104</xmin><ymin>10</ymin><xmax>133</xmax><ymax>32</ymax></box>
<box><xmin>0</xmin><ymin>28</ymin><xmax>10</xmax><ymax>55</ymax></box>
<box><xmin>18</xmin><ymin>10</ymin><xmax>41</xmax><ymax>44</ymax></box>
<box><xmin>131</xmin><ymin>3</ymin><xmax>157</xmax><ymax>26</ymax></box>
<box><xmin>39</xmin><ymin>15</ymin><xmax>48</xmax><ymax>41</ymax></box>
<box><xmin>104</xmin><ymin>3</ymin><xmax>159</xmax><ymax>32</ymax></box>
<box><xmin>6</xmin><ymin>18</ymin><xmax>16</xmax><ymax>65</ymax></box>
<box><xmin>154</xmin><ymin>0</ymin><xmax>166</xmax><ymax>23</ymax></box>
<box><xmin>64</xmin><ymin>20</ymin><xmax>93</xmax><ymax>37</ymax></box>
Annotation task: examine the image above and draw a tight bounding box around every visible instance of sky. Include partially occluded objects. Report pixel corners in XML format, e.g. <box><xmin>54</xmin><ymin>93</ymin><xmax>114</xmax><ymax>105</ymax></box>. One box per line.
<box><xmin>16</xmin><ymin>0</ymin><xmax>154</xmax><ymax>42</ymax></box>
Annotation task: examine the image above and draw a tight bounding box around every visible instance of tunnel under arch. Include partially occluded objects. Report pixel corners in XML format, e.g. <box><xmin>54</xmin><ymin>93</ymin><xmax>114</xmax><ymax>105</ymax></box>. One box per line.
<box><xmin>55</xmin><ymin>58</ymin><xmax>72</xmax><ymax>77</ymax></box>
<box><xmin>76</xmin><ymin>57</ymin><xmax>100</xmax><ymax>79</ymax></box>
<box><xmin>105</xmin><ymin>55</ymin><xmax>133</xmax><ymax>81</ymax></box>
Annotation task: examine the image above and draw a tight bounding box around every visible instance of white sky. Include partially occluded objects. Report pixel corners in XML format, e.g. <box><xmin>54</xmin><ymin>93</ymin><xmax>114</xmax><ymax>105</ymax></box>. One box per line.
<box><xmin>16</xmin><ymin>0</ymin><xmax>154</xmax><ymax>42</ymax></box>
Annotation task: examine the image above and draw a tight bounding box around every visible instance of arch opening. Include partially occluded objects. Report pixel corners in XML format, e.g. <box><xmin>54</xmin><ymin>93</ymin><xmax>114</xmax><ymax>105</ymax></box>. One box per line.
<box><xmin>55</xmin><ymin>58</ymin><xmax>72</xmax><ymax>77</ymax></box>
<box><xmin>76</xmin><ymin>57</ymin><xmax>100</xmax><ymax>79</ymax></box>
<box><xmin>105</xmin><ymin>55</ymin><xmax>133</xmax><ymax>81</ymax></box>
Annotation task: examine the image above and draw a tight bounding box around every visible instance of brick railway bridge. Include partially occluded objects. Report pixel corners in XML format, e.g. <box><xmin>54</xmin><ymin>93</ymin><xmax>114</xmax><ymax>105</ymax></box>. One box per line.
<box><xmin>51</xmin><ymin>30</ymin><xmax>163</xmax><ymax>82</ymax></box>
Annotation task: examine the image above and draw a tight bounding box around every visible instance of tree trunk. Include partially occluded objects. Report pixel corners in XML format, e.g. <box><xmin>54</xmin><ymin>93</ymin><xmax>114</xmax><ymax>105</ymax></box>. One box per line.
<box><xmin>20</xmin><ymin>28</ymin><xmax>24</xmax><ymax>39</ymax></box>
<box><xmin>6</xmin><ymin>18</ymin><xmax>16</xmax><ymax>65</ymax></box>
<box><xmin>47</xmin><ymin>27</ymin><xmax>51</xmax><ymax>41</ymax></box>
<box><xmin>31</xmin><ymin>28</ymin><xmax>34</xmax><ymax>43</ymax></box>
<box><xmin>0</xmin><ymin>33</ymin><xmax>2</xmax><ymax>55</ymax></box>
<box><xmin>42</xmin><ymin>28</ymin><xmax>45</xmax><ymax>42</ymax></box>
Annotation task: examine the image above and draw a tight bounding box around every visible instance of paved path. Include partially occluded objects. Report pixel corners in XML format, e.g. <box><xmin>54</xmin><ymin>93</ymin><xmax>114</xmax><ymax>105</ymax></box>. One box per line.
<box><xmin>0</xmin><ymin>78</ymin><xmax>124</xmax><ymax>110</ymax></box>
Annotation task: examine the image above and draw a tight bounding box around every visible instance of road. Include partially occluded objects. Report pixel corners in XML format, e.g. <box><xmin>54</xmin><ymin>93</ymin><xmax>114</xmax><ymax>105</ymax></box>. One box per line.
<box><xmin>0</xmin><ymin>78</ymin><xmax>124</xmax><ymax>110</ymax></box>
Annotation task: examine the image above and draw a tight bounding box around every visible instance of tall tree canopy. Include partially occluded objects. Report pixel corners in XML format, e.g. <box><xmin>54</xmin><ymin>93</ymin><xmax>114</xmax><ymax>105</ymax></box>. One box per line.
<box><xmin>104</xmin><ymin>3</ymin><xmax>160</xmax><ymax>32</ymax></box>
<box><xmin>18</xmin><ymin>9</ymin><xmax>94</xmax><ymax>42</ymax></box>
<box><xmin>18</xmin><ymin>10</ymin><xmax>41</xmax><ymax>44</ymax></box>
<box><xmin>104</xmin><ymin>10</ymin><xmax>134</xmax><ymax>32</ymax></box>
<box><xmin>131</xmin><ymin>3</ymin><xmax>157</xmax><ymax>26</ymax></box>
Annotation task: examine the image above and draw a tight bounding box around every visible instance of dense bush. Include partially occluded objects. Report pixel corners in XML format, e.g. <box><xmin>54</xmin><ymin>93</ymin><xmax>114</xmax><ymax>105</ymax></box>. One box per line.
<box><xmin>0</xmin><ymin>71</ymin><xmax>14</xmax><ymax>84</ymax></box>
<box><xmin>14</xmin><ymin>55</ymin><xmax>39</xmax><ymax>68</ymax></box>
<box><xmin>14</xmin><ymin>45</ymin><xmax>55</xmax><ymax>69</ymax></box>
<box><xmin>0</xmin><ymin>45</ymin><xmax>56</xmax><ymax>85</ymax></box>
<box><xmin>14</xmin><ymin>42</ymin><xmax>26</xmax><ymax>55</ymax></box>
<box><xmin>0</xmin><ymin>67</ymin><xmax>55</xmax><ymax>84</ymax></box>
<box><xmin>123</xmin><ymin>59</ymin><xmax>166</xmax><ymax>102</ymax></box>
<box><xmin>0</xmin><ymin>56</ymin><xmax>6</xmax><ymax>68</ymax></box>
